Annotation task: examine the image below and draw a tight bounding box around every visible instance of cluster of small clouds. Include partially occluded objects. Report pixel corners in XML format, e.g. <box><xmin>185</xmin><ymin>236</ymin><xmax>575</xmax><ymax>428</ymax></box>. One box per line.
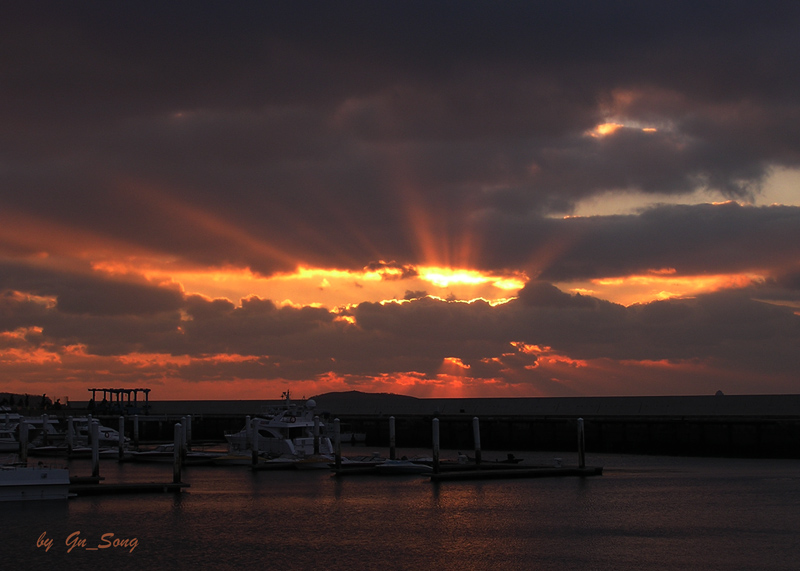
<box><xmin>1</xmin><ymin>2</ymin><xmax>800</xmax><ymax>396</ymax></box>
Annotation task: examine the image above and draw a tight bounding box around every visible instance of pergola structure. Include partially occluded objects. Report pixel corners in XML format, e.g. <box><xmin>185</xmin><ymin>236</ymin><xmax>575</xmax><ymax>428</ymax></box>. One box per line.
<box><xmin>88</xmin><ymin>387</ymin><xmax>151</xmax><ymax>414</ymax></box>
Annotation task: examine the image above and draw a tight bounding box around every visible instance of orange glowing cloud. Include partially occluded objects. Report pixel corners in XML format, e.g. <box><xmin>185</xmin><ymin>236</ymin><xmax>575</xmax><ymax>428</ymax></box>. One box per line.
<box><xmin>560</xmin><ymin>271</ymin><xmax>764</xmax><ymax>306</ymax></box>
<box><xmin>93</xmin><ymin>258</ymin><xmax>527</xmax><ymax>310</ymax></box>
<box><xmin>586</xmin><ymin>120</ymin><xmax>659</xmax><ymax>139</ymax></box>
<box><xmin>419</xmin><ymin>267</ymin><xmax>526</xmax><ymax>290</ymax></box>
<box><xmin>116</xmin><ymin>353</ymin><xmax>193</xmax><ymax>367</ymax></box>
<box><xmin>589</xmin><ymin>122</ymin><xmax>624</xmax><ymax>137</ymax></box>
<box><xmin>440</xmin><ymin>356</ymin><xmax>471</xmax><ymax>373</ymax></box>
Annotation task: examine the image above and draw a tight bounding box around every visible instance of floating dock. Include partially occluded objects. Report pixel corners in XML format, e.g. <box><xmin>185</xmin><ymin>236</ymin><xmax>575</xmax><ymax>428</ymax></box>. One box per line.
<box><xmin>332</xmin><ymin>461</ymin><xmax>526</xmax><ymax>477</ymax></box>
<box><xmin>68</xmin><ymin>482</ymin><xmax>189</xmax><ymax>496</ymax></box>
<box><xmin>429</xmin><ymin>465</ymin><xmax>603</xmax><ymax>482</ymax></box>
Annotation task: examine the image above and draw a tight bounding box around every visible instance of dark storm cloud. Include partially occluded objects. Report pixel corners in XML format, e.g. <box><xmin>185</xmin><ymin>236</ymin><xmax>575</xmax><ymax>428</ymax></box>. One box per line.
<box><xmin>0</xmin><ymin>261</ymin><xmax>183</xmax><ymax>317</ymax></box>
<box><xmin>2</xmin><ymin>2</ymin><xmax>800</xmax><ymax>274</ymax></box>
<box><xmin>477</xmin><ymin>202</ymin><xmax>800</xmax><ymax>280</ymax></box>
<box><xmin>512</xmin><ymin>282</ymin><xmax>800</xmax><ymax>372</ymax></box>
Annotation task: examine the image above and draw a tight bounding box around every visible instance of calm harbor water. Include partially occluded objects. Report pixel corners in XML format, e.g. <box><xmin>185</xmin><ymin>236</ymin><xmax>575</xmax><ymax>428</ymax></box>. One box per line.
<box><xmin>4</xmin><ymin>449</ymin><xmax>800</xmax><ymax>570</ymax></box>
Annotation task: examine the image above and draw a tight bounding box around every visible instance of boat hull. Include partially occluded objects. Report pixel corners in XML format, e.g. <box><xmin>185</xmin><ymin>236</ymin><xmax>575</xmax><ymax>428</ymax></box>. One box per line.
<box><xmin>0</xmin><ymin>466</ymin><xmax>71</xmax><ymax>501</ymax></box>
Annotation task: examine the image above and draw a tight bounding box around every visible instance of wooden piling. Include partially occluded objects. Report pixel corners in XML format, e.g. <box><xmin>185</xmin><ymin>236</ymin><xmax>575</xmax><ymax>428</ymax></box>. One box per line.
<box><xmin>432</xmin><ymin>418</ymin><xmax>440</xmax><ymax>474</ymax></box>
<box><xmin>118</xmin><ymin>416</ymin><xmax>125</xmax><ymax>463</ymax></box>
<box><xmin>251</xmin><ymin>420</ymin><xmax>259</xmax><ymax>466</ymax></box>
<box><xmin>133</xmin><ymin>414</ymin><xmax>139</xmax><ymax>448</ymax></box>
<box><xmin>245</xmin><ymin>416</ymin><xmax>251</xmax><ymax>449</ymax></box>
<box><xmin>334</xmin><ymin>418</ymin><xmax>342</xmax><ymax>470</ymax></box>
<box><xmin>173</xmin><ymin>423</ymin><xmax>182</xmax><ymax>484</ymax></box>
<box><xmin>389</xmin><ymin>416</ymin><xmax>396</xmax><ymax>460</ymax></box>
<box><xmin>67</xmin><ymin>416</ymin><xmax>74</xmax><ymax>455</ymax></box>
<box><xmin>473</xmin><ymin>417</ymin><xmax>482</xmax><ymax>466</ymax></box>
<box><xmin>314</xmin><ymin>415</ymin><xmax>320</xmax><ymax>455</ymax></box>
<box><xmin>578</xmin><ymin>417</ymin><xmax>586</xmax><ymax>469</ymax></box>
<box><xmin>19</xmin><ymin>419</ymin><xmax>28</xmax><ymax>463</ymax></box>
<box><xmin>181</xmin><ymin>417</ymin><xmax>188</xmax><ymax>456</ymax></box>
<box><xmin>91</xmin><ymin>420</ymin><xmax>100</xmax><ymax>478</ymax></box>
<box><xmin>186</xmin><ymin>415</ymin><xmax>192</xmax><ymax>451</ymax></box>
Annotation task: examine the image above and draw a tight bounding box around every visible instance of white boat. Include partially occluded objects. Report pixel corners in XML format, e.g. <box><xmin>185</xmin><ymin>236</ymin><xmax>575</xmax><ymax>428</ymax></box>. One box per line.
<box><xmin>225</xmin><ymin>393</ymin><xmax>334</xmax><ymax>458</ymax></box>
<box><xmin>29</xmin><ymin>416</ymin><xmax>132</xmax><ymax>457</ymax></box>
<box><xmin>0</xmin><ymin>463</ymin><xmax>71</xmax><ymax>501</ymax></box>
<box><xmin>0</xmin><ymin>414</ymin><xmax>63</xmax><ymax>450</ymax></box>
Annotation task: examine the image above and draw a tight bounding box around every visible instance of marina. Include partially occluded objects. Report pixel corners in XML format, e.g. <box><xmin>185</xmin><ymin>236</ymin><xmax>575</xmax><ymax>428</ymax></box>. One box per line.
<box><xmin>1</xmin><ymin>392</ymin><xmax>799</xmax><ymax>569</ymax></box>
<box><xmin>2</xmin><ymin>391</ymin><xmax>799</xmax><ymax>569</ymax></box>
<box><xmin>3</xmin><ymin>394</ymin><xmax>606</xmax><ymax>501</ymax></box>
<box><xmin>6</xmin><ymin>390</ymin><xmax>800</xmax><ymax>490</ymax></box>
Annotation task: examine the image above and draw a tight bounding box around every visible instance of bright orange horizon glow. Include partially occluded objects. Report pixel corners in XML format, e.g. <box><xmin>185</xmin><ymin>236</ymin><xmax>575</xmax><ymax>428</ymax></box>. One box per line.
<box><xmin>92</xmin><ymin>259</ymin><xmax>528</xmax><ymax>308</ymax></box>
<box><xmin>420</xmin><ymin>266</ymin><xmax>526</xmax><ymax>290</ymax></box>
<box><xmin>2</xmin><ymin>347</ymin><xmax>793</xmax><ymax>402</ymax></box>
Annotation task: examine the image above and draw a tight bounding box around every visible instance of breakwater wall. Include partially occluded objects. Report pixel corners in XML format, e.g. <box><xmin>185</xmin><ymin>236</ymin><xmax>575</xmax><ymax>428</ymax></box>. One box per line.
<box><xmin>65</xmin><ymin>394</ymin><xmax>800</xmax><ymax>458</ymax></box>
<box><xmin>336</xmin><ymin>414</ymin><xmax>800</xmax><ymax>458</ymax></box>
<box><xmin>82</xmin><ymin>413</ymin><xmax>800</xmax><ymax>459</ymax></box>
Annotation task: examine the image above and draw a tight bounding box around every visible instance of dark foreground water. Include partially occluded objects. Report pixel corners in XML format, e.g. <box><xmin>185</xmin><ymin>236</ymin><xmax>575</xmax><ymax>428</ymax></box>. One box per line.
<box><xmin>3</xmin><ymin>449</ymin><xmax>800</xmax><ymax>570</ymax></box>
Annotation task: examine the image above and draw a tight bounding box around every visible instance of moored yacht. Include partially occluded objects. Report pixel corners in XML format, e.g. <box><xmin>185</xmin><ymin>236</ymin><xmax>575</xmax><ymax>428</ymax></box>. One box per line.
<box><xmin>71</xmin><ymin>417</ymin><xmax>129</xmax><ymax>447</ymax></box>
<box><xmin>225</xmin><ymin>393</ymin><xmax>334</xmax><ymax>459</ymax></box>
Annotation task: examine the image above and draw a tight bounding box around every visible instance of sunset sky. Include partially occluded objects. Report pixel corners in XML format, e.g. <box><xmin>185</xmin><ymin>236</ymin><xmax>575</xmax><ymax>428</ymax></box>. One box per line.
<box><xmin>2</xmin><ymin>2</ymin><xmax>800</xmax><ymax>401</ymax></box>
